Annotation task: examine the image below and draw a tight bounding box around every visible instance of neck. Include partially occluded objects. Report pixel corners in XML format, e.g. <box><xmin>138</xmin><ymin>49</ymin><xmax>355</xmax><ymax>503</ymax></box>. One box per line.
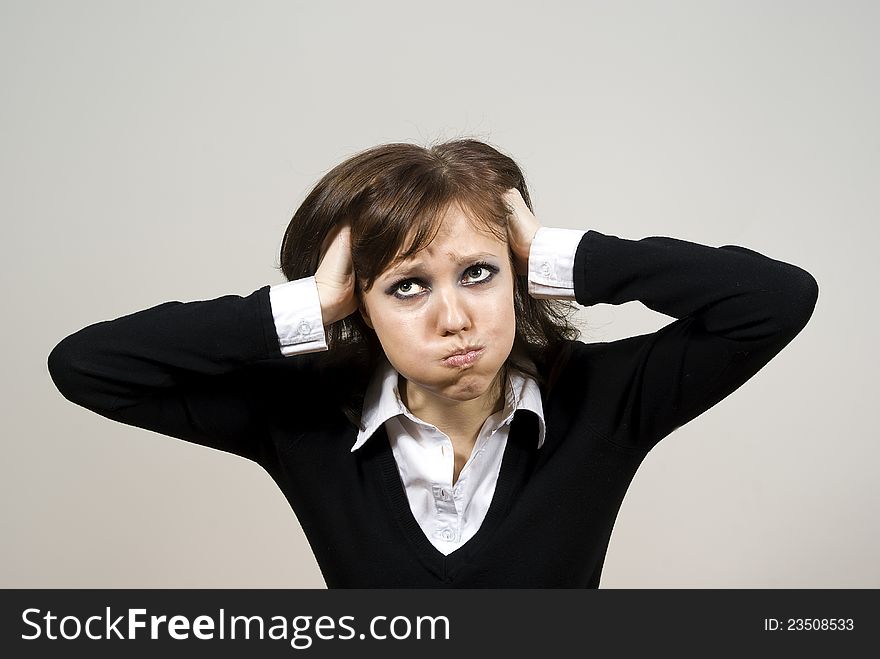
<box><xmin>400</xmin><ymin>367</ymin><xmax>507</xmax><ymax>441</ymax></box>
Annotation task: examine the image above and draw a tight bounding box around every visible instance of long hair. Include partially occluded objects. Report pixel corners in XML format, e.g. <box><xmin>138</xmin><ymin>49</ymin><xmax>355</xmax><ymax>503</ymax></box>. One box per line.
<box><xmin>277</xmin><ymin>138</ymin><xmax>581</xmax><ymax>430</ymax></box>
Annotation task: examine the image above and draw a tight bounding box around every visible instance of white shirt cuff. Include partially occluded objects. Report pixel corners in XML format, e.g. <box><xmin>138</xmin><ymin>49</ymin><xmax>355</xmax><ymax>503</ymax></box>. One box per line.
<box><xmin>527</xmin><ymin>227</ymin><xmax>587</xmax><ymax>300</ymax></box>
<box><xmin>268</xmin><ymin>277</ymin><xmax>329</xmax><ymax>356</ymax></box>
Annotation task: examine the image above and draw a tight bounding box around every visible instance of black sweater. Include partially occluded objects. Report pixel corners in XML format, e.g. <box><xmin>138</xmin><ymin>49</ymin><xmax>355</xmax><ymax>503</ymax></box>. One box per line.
<box><xmin>47</xmin><ymin>230</ymin><xmax>819</xmax><ymax>587</ymax></box>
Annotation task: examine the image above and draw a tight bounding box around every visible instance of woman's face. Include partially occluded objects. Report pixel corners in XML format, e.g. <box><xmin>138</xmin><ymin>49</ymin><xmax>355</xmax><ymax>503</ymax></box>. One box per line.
<box><xmin>358</xmin><ymin>205</ymin><xmax>516</xmax><ymax>409</ymax></box>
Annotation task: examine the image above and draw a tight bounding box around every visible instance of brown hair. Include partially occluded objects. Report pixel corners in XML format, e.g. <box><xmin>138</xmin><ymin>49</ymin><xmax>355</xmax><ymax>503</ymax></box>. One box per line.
<box><xmin>276</xmin><ymin>138</ymin><xmax>581</xmax><ymax>430</ymax></box>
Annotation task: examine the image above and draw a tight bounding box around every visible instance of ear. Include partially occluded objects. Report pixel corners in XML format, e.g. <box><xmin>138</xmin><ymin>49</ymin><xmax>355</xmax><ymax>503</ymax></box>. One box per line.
<box><xmin>357</xmin><ymin>295</ymin><xmax>373</xmax><ymax>330</ymax></box>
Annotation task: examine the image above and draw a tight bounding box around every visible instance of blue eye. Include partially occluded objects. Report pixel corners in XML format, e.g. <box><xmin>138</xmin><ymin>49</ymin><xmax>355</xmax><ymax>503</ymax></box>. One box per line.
<box><xmin>389</xmin><ymin>262</ymin><xmax>499</xmax><ymax>300</ymax></box>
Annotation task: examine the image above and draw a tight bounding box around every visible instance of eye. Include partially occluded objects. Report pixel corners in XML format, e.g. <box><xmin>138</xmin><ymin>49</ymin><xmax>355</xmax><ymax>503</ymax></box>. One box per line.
<box><xmin>463</xmin><ymin>264</ymin><xmax>493</xmax><ymax>284</ymax></box>
<box><xmin>389</xmin><ymin>262</ymin><xmax>499</xmax><ymax>300</ymax></box>
<box><xmin>394</xmin><ymin>280</ymin><xmax>425</xmax><ymax>298</ymax></box>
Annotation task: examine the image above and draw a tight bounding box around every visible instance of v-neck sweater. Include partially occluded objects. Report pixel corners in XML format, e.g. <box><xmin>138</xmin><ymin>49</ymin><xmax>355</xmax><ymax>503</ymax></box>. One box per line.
<box><xmin>47</xmin><ymin>229</ymin><xmax>819</xmax><ymax>587</ymax></box>
<box><xmin>361</xmin><ymin>356</ymin><xmax>545</xmax><ymax>556</ymax></box>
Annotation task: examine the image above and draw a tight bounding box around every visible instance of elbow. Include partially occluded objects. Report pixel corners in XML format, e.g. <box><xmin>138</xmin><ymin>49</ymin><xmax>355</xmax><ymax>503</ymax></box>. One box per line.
<box><xmin>47</xmin><ymin>335</ymin><xmax>86</xmax><ymax>403</ymax></box>
<box><xmin>776</xmin><ymin>267</ymin><xmax>819</xmax><ymax>339</ymax></box>
<box><xmin>47</xmin><ymin>338</ymin><xmax>72</xmax><ymax>396</ymax></box>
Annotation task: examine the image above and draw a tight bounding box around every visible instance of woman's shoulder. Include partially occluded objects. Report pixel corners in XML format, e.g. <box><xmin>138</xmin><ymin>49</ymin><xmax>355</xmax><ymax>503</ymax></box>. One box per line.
<box><xmin>242</xmin><ymin>353</ymin><xmax>353</xmax><ymax>405</ymax></box>
<box><xmin>546</xmin><ymin>335</ymin><xmax>657</xmax><ymax>401</ymax></box>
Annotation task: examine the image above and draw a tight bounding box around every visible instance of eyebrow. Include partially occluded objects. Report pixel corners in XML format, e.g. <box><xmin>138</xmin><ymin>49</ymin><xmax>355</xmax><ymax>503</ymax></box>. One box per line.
<box><xmin>385</xmin><ymin>251</ymin><xmax>501</xmax><ymax>278</ymax></box>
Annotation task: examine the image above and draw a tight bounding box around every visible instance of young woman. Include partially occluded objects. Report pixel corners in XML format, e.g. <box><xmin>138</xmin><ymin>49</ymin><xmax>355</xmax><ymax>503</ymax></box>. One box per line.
<box><xmin>47</xmin><ymin>139</ymin><xmax>819</xmax><ymax>587</ymax></box>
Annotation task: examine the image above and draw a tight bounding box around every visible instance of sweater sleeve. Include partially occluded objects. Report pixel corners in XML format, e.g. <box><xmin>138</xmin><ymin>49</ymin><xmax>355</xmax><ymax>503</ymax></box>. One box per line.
<box><xmin>46</xmin><ymin>284</ymin><xmax>308</xmax><ymax>464</ymax></box>
<box><xmin>568</xmin><ymin>230</ymin><xmax>819</xmax><ymax>454</ymax></box>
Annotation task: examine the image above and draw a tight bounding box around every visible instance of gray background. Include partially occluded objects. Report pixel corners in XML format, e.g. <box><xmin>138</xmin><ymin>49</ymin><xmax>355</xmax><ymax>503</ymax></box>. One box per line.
<box><xmin>3</xmin><ymin>0</ymin><xmax>876</xmax><ymax>587</ymax></box>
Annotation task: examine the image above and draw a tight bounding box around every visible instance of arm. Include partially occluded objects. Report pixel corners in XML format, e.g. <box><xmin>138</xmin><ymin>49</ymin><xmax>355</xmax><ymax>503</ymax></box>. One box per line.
<box><xmin>505</xmin><ymin>190</ymin><xmax>819</xmax><ymax>453</ymax></box>
<box><xmin>47</xmin><ymin>279</ymin><xmax>331</xmax><ymax>464</ymax></box>
<box><xmin>549</xmin><ymin>228</ymin><xmax>818</xmax><ymax>453</ymax></box>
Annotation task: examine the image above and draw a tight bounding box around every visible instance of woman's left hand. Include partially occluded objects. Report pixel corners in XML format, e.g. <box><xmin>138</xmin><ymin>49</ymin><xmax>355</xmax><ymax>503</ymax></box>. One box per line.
<box><xmin>502</xmin><ymin>188</ymin><xmax>543</xmax><ymax>277</ymax></box>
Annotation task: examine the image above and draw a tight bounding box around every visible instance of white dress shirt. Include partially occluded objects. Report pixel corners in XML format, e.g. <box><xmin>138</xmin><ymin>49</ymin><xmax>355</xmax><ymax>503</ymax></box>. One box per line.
<box><xmin>268</xmin><ymin>226</ymin><xmax>585</xmax><ymax>554</ymax></box>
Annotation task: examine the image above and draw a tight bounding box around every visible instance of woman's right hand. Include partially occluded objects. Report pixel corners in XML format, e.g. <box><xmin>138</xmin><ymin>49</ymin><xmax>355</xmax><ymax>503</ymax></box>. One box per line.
<box><xmin>314</xmin><ymin>223</ymin><xmax>358</xmax><ymax>326</ymax></box>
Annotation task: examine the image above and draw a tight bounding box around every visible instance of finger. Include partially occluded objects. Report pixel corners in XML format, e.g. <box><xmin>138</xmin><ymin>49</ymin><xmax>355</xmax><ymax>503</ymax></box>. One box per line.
<box><xmin>324</xmin><ymin>226</ymin><xmax>354</xmax><ymax>275</ymax></box>
<box><xmin>319</xmin><ymin>224</ymin><xmax>349</xmax><ymax>265</ymax></box>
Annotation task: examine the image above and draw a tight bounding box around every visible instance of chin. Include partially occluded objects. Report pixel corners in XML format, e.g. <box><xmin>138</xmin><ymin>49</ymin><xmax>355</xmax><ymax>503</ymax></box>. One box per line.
<box><xmin>447</xmin><ymin>367</ymin><xmax>500</xmax><ymax>395</ymax></box>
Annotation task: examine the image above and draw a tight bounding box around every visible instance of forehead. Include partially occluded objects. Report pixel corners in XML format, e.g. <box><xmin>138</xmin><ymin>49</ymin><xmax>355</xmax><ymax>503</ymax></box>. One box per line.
<box><xmin>385</xmin><ymin>208</ymin><xmax>505</xmax><ymax>274</ymax></box>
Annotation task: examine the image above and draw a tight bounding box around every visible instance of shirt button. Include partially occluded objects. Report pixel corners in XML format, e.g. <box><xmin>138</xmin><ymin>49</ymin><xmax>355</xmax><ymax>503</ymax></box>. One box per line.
<box><xmin>540</xmin><ymin>262</ymin><xmax>552</xmax><ymax>277</ymax></box>
<box><xmin>441</xmin><ymin>529</ymin><xmax>455</xmax><ymax>541</ymax></box>
<box><xmin>438</xmin><ymin>489</ymin><xmax>448</xmax><ymax>500</ymax></box>
<box><xmin>297</xmin><ymin>320</ymin><xmax>311</xmax><ymax>335</ymax></box>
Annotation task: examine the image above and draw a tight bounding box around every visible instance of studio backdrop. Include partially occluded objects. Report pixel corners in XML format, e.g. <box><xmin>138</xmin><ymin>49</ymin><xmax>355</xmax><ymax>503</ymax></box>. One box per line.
<box><xmin>2</xmin><ymin>0</ymin><xmax>876</xmax><ymax>588</ymax></box>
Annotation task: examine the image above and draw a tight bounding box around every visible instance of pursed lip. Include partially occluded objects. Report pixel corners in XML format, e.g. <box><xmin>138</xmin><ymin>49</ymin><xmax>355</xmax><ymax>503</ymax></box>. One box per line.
<box><xmin>442</xmin><ymin>345</ymin><xmax>484</xmax><ymax>360</ymax></box>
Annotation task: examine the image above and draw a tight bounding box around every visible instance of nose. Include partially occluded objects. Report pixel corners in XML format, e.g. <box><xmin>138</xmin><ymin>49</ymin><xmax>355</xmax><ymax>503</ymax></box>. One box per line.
<box><xmin>433</xmin><ymin>285</ymin><xmax>472</xmax><ymax>335</ymax></box>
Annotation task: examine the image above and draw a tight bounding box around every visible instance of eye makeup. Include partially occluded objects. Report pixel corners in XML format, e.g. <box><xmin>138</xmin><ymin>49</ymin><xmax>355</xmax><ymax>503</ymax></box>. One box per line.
<box><xmin>385</xmin><ymin>261</ymin><xmax>500</xmax><ymax>300</ymax></box>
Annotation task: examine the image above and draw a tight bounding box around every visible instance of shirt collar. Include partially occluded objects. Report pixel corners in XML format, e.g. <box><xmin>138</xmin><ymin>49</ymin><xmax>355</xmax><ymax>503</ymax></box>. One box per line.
<box><xmin>352</xmin><ymin>355</ymin><xmax>546</xmax><ymax>452</ymax></box>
